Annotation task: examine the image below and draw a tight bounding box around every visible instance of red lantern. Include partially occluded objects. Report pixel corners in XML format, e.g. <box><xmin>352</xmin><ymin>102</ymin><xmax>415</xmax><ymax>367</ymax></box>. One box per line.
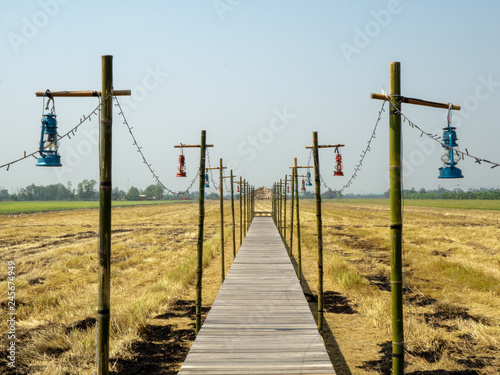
<box><xmin>237</xmin><ymin>184</ymin><xmax>239</xmax><ymax>193</ymax></box>
<box><xmin>301</xmin><ymin>179</ymin><xmax>306</xmax><ymax>191</ymax></box>
<box><xmin>176</xmin><ymin>153</ymin><xmax>186</xmax><ymax>177</ymax></box>
<box><xmin>287</xmin><ymin>185</ymin><xmax>290</xmax><ymax>193</ymax></box>
<box><xmin>334</xmin><ymin>152</ymin><xmax>344</xmax><ymax>176</ymax></box>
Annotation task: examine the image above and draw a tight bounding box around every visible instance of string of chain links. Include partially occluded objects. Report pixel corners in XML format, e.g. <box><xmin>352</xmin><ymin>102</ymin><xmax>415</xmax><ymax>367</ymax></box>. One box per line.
<box><xmin>387</xmin><ymin>96</ymin><xmax>500</xmax><ymax>169</ymax></box>
<box><xmin>114</xmin><ymin>96</ymin><xmax>198</xmax><ymax>196</ymax></box>
<box><xmin>317</xmin><ymin>100</ymin><xmax>386</xmax><ymax>195</ymax></box>
<box><xmin>0</xmin><ymin>93</ymin><xmax>112</xmax><ymax>171</ymax></box>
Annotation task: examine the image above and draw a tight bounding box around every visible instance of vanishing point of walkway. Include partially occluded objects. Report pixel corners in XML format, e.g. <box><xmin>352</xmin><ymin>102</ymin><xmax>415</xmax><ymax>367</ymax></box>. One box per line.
<box><xmin>178</xmin><ymin>217</ymin><xmax>335</xmax><ymax>375</ymax></box>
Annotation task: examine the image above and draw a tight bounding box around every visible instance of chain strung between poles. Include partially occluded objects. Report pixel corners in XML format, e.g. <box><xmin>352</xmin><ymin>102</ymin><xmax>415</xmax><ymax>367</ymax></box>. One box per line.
<box><xmin>387</xmin><ymin>96</ymin><xmax>500</xmax><ymax>169</ymax></box>
<box><xmin>114</xmin><ymin>96</ymin><xmax>198</xmax><ymax>196</ymax></box>
<box><xmin>0</xmin><ymin>93</ymin><xmax>112</xmax><ymax>171</ymax></box>
<box><xmin>317</xmin><ymin>100</ymin><xmax>386</xmax><ymax>195</ymax></box>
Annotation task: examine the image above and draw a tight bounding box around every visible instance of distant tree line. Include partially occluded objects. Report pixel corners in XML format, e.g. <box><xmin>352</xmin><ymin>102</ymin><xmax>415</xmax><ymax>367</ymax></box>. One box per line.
<box><xmin>0</xmin><ymin>181</ymin><xmax>197</xmax><ymax>201</ymax></box>
<box><xmin>340</xmin><ymin>187</ymin><xmax>500</xmax><ymax>200</ymax></box>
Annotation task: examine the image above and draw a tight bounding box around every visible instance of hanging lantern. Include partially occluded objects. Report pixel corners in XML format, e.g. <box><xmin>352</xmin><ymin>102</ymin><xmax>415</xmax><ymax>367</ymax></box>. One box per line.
<box><xmin>438</xmin><ymin>126</ymin><xmax>463</xmax><ymax>178</ymax></box>
<box><xmin>36</xmin><ymin>93</ymin><xmax>62</xmax><ymax>167</ymax></box>
<box><xmin>306</xmin><ymin>171</ymin><xmax>313</xmax><ymax>186</ymax></box>
<box><xmin>205</xmin><ymin>173</ymin><xmax>210</xmax><ymax>188</ymax></box>
<box><xmin>236</xmin><ymin>184</ymin><xmax>239</xmax><ymax>193</ymax></box>
<box><xmin>439</xmin><ymin>108</ymin><xmax>463</xmax><ymax>179</ymax></box>
<box><xmin>333</xmin><ymin>148</ymin><xmax>344</xmax><ymax>176</ymax></box>
<box><xmin>301</xmin><ymin>179</ymin><xmax>306</xmax><ymax>192</ymax></box>
<box><xmin>287</xmin><ymin>185</ymin><xmax>290</xmax><ymax>194</ymax></box>
<box><xmin>176</xmin><ymin>147</ymin><xmax>187</xmax><ymax>177</ymax></box>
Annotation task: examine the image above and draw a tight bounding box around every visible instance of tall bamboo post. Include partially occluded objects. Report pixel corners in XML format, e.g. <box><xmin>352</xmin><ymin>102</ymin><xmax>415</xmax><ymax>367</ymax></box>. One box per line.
<box><xmin>289</xmin><ymin>170</ymin><xmax>294</xmax><ymax>258</ymax></box>
<box><xmin>243</xmin><ymin>179</ymin><xmax>246</xmax><ymax>237</ymax></box>
<box><xmin>279</xmin><ymin>179</ymin><xmax>282</xmax><ymax>237</ymax></box>
<box><xmin>284</xmin><ymin>175</ymin><xmax>287</xmax><ymax>247</ymax></box>
<box><xmin>389</xmin><ymin>62</ymin><xmax>404</xmax><ymax>374</ymax></box>
<box><xmin>239</xmin><ymin>176</ymin><xmax>243</xmax><ymax>245</ymax></box>
<box><xmin>219</xmin><ymin>158</ymin><xmax>225</xmax><ymax>283</ymax></box>
<box><xmin>294</xmin><ymin>158</ymin><xmax>302</xmax><ymax>282</ymax></box>
<box><xmin>195</xmin><ymin>130</ymin><xmax>207</xmax><ymax>333</ymax></box>
<box><xmin>312</xmin><ymin>131</ymin><xmax>324</xmax><ymax>332</ymax></box>
<box><xmin>272</xmin><ymin>183</ymin><xmax>276</xmax><ymax>223</ymax></box>
<box><xmin>96</xmin><ymin>54</ymin><xmax>112</xmax><ymax>375</ymax></box>
<box><xmin>230</xmin><ymin>170</ymin><xmax>236</xmax><ymax>257</ymax></box>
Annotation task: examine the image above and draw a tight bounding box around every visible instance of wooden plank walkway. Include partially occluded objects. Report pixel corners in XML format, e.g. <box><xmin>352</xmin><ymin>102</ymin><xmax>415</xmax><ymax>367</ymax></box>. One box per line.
<box><xmin>178</xmin><ymin>217</ymin><xmax>335</xmax><ymax>375</ymax></box>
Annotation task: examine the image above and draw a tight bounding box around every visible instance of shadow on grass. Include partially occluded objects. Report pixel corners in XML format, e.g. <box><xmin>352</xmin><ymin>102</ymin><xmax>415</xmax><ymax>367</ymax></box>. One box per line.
<box><xmin>111</xmin><ymin>299</ymin><xmax>209</xmax><ymax>375</ymax></box>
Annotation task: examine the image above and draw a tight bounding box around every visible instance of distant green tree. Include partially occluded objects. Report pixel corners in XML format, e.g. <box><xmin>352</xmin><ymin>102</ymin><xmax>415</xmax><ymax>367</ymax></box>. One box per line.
<box><xmin>0</xmin><ymin>189</ymin><xmax>10</xmax><ymax>201</ymax></box>
<box><xmin>112</xmin><ymin>187</ymin><xmax>126</xmax><ymax>200</ymax></box>
<box><xmin>125</xmin><ymin>186</ymin><xmax>141</xmax><ymax>201</ymax></box>
<box><xmin>77</xmin><ymin>179</ymin><xmax>98</xmax><ymax>201</ymax></box>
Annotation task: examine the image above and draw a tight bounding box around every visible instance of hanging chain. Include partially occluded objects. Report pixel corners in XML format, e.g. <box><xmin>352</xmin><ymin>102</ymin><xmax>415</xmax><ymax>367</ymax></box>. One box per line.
<box><xmin>206</xmin><ymin>149</ymin><xmax>219</xmax><ymax>190</ymax></box>
<box><xmin>316</xmin><ymin>100</ymin><xmax>386</xmax><ymax>195</ymax></box>
<box><xmin>114</xmin><ymin>96</ymin><xmax>198</xmax><ymax>196</ymax></box>
<box><xmin>387</xmin><ymin>97</ymin><xmax>500</xmax><ymax>169</ymax></box>
<box><xmin>0</xmin><ymin>92</ymin><xmax>112</xmax><ymax>171</ymax></box>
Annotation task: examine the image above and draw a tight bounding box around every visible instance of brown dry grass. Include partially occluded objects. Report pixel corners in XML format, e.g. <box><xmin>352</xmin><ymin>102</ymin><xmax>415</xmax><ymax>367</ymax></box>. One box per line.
<box><xmin>0</xmin><ymin>201</ymin><xmax>237</xmax><ymax>374</ymax></box>
<box><xmin>281</xmin><ymin>200</ymin><xmax>500</xmax><ymax>375</ymax></box>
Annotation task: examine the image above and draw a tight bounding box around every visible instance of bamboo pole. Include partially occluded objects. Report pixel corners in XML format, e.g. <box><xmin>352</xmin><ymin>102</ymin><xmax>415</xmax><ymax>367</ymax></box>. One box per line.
<box><xmin>290</xmin><ymin>170</ymin><xmax>294</xmax><ymax>259</ymax></box>
<box><xmin>370</xmin><ymin>93</ymin><xmax>461</xmax><ymax>111</ymax></box>
<box><xmin>96</xmin><ymin>54</ymin><xmax>112</xmax><ymax>375</ymax></box>
<box><xmin>196</xmin><ymin>130</ymin><xmax>207</xmax><ymax>333</ymax></box>
<box><xmin>294</xmin><ymin>158</ymin><xmax>302</xmax><ymax>282</ymax></box>
<box><xmin>389</xmin><ymin>62</ymin><xmax>404</xmax><ymax>374</ymax></box>
<box><xmin>239</xmin><ymin>176</ymin><xmax>243</xmax><ymax>245</ymax></box>
<box><xmin>35</xmin><ymin>89</ymin><xmax>131</xmax><ymax>97</ymax></box>
<box><xmin>279</xmin><ymin>179</ymin><xmax>282</xmax><ymax>237</ymax></box>
<box><xmin>219</xmin><ymin>158</ymin><xmax>225</xmax><ymax>283</ymax></box>
<box><xmin>243</xmin><ymin>179</ymin><xmax>246</xmax><ymax>237</ymax></box>
<box><xmin>312</xmin><ymin>131</ymin><xmax>324</xmax><ymax>332</ymax></box>
<box><xmin>284</xmin><ymin>176</ymin><xmax>287</xmax><ymax>249</ymax></box>
<box><xmin>230</xmin><ymin>171</ymin><xmax>236</xmax><ymax>257</ymax></box>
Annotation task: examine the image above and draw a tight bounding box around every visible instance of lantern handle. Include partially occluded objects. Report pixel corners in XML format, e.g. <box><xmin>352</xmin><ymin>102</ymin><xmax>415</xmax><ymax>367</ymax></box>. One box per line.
<box><xmin>43</xmin><ymin>90</ymin><xmax>55</xmax><ymax>114</ymax></box>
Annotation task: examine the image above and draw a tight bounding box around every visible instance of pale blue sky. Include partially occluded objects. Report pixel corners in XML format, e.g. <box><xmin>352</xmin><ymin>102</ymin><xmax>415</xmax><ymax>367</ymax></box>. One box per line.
<box><xmin>1</xmin><ymin>0</ymin><xmax>499</xmax><ymax>194</ymax></box>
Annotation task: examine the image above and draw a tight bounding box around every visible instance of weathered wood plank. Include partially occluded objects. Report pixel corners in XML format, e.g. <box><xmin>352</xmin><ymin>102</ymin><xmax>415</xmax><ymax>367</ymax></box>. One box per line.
<box><xmin>178</xmin><ymin>217</ymin><xmax>335</xmax><ymax>375</ymax></box>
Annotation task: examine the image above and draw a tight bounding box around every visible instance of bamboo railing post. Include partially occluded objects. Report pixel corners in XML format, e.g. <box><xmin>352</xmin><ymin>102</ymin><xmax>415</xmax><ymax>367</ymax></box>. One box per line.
<box><xmin>96</xmin><ymin>54</ymin><xmax>112</xmax><ymax>375</ymax></box>
<box><xmin>312</xmin><ymin>131</ymin><xmax>324</xmax><ymax>332</ymax></box>
<box><xmin>389</xmin><ymin>62</ymin><xmax>404</xmax><ymax>374</ymax></box>
<box><xmin>290</xmin><ymin>170</ymin><xmax>294</xmax><ymax>258</ymax></box>
<box><xmin>230</xmin><ymin>170</ymin><xmax>236</xmax><ymax>257</ymax></box>
<box><xmin>195</xmin><ymin>130</ymin><xmax>207</xmax><ymax>333</ymax></box>
<box><xmin>243</xmin><ymin>179</ymin><xmax>247</xmax><ymax>237</ymax></box>
<box><xmin>239</xmin><ymin>176</ymin><xmax>243</xmax><ymax>246</ymax></box>
<box><xmin>284</xmin><ymin>175</ymin><xmax>287</xmax><ymax>248</ymax></box>
<box><xmin>294</xmin><ymin>158</ymin><xmax>302</xmax><ymax>282</ymax></box>
<box><xmin>279</xmin><ymin>179</ymin><xmax>282</xmax><ymax>237</ymax></box>
<box><xmin>219</xmin><ymin>158</ymin><xmax>225</xmax><ymax>283</ymax></box>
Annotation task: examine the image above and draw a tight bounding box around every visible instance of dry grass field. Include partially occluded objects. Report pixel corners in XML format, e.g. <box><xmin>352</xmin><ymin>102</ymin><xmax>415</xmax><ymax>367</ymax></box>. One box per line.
<box><xmin>1</xmin><ymin>199</ymin><xmax>499</xmax><ymax>374</ymax></box>
<box><xmin>0</xmin><ymin>201</ymin><xmax>237</xmax><ymax>374</ymax></box>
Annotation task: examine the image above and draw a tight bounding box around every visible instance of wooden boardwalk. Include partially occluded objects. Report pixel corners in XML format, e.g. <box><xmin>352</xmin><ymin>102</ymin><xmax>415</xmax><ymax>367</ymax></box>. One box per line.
<box><xmin>178</xmin><ymin>217</ymin><xmax>335</xmax><ymax>375</ymax></box>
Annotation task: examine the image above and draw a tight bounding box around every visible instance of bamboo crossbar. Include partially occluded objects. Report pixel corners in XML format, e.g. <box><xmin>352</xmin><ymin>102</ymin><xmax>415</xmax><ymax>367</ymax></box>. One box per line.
<box><xmin>290</xmin><ymin>166</ymin><xmax>313</xmax><ymax>169</ymax></box>
<box><xmin>35</xmin><ymin>90</ymin><xmax>131</xmax><ymax>97</ymax></box>
<box><xmin>174</xmin><ymin>145</ymin><xmax>214</xmax><ymax>148</ymax></box>
<box><xmin>305</xmin><ymin>144</ymin><xmax>345</xmax><ymax>149</ymax></box>
<box><xmin>205</xmin><ymin>166</ymin><xmax>226</xmax><ymax>170</ymax></box>
<box><xmin>370</xmin><ymin>93</ymin><xmax>461</xmax><ymax>110</ymax></box>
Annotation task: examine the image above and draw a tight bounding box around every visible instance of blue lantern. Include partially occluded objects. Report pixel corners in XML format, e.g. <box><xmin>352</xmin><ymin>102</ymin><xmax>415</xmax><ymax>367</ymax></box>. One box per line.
<box><xmin>306</xmin><ymin>171</ymin><xmax>313</xmax><ymax>186</ymax></box>
<box><xmin>438</xmin><ymin>126</ymin><xmax>463</xmax><ymax>179</ymax></box>
<box><xmin>205</xmin><ymin>173</ymin><xmax>210</xmax><ymax>188</ymax></box>
<box><xmin>36</xmin><ymin>113</ymin><xmax>62</xmax><ymax>167</ymax></box>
